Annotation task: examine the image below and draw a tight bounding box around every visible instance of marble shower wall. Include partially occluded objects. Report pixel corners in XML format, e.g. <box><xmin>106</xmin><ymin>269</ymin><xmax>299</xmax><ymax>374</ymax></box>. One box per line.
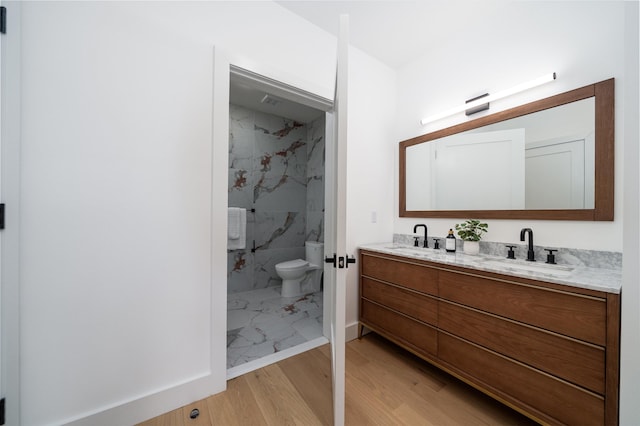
<box><xmin>228</xmin><ymin>104</ymin><xmax>325</xmax><ymax>294</ymax></box>
<box><xmin>306</xmin><ymin>115</ymin><xmax>325</xmax><ymax>243</ymax></box>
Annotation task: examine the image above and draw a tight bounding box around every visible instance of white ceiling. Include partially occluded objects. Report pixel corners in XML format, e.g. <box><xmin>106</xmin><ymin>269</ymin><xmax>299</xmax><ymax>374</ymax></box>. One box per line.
<box><xmin>230</xmin><ymin>0</ymin><xmax>509</xmax><ymax>121</ymax></box>
<box><xmin>275</xmin><ymin>0</ymin><xmax>506</xmax><ymax>69</ymax></box>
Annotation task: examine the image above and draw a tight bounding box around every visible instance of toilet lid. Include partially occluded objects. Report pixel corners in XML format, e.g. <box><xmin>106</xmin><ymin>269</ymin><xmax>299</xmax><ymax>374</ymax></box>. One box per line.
<box><xmin>277</xmin><ymin>259</ymin><xmax>309</xmax><ymax>269</ymax></box>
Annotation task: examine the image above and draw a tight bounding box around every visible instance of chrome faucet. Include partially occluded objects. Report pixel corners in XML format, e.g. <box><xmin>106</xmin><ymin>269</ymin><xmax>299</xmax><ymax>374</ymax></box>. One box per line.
<box><xmin>520</xmin><ymin>228</ymin><xmax>535</xmax><ymax>261</ymax></box>
<box><xmin>413</xmin><ymin>224</ymin><xmax>428</xmax><ymax>248</ymax></box>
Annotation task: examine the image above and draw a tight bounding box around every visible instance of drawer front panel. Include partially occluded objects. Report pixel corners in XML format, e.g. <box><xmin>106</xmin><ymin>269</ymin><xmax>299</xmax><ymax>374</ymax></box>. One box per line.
<box><xmin>361</xmin><ymin>300</ymin><xmax>437</xmax><ymax>357</ymax></box>
<box><xmin>439</xmin><ymin>270</ymin><xmax>606</xmax><ymax>345</ymax></box>
<box><xmin>439</xmin><ymin>301</ymin><xmax>605</xmax><ymax>394</ymax></box>
<box><xmin>439</xmin><ymin>332</ymin><xmax>604</xmax><ymax>426</ymax></box>
<box><xmin>362</xmin><ymin>277</ymin><xmax>438</xmax><ymax>326</ymax></box>
<box><xmin>361</xmin><ymin>254</ymin><xmax>438</xmax><ymax>296</ymax></box>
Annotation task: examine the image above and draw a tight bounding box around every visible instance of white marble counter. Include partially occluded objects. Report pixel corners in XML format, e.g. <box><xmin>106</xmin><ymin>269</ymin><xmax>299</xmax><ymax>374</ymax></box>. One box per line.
<box><xmin>359</xmin><ymin>243</ymin><xmax>622</xmax><ymax>294</ymax></box>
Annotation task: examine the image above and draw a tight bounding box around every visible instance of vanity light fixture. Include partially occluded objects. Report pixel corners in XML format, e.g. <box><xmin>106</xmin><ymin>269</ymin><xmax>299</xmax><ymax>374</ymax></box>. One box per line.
<box><xmin>420</xmin><ymin>72</ymin><xmax>557</xmax><ymax>125</ymax></box>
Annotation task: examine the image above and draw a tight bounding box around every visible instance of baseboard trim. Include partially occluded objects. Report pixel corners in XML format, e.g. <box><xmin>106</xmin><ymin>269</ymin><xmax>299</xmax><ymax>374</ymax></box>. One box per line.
<box><xmin>66</xmin><ymin>324</ymin><xmax>359</xmax><ymax>425</ymax></box>
<box><xmin>65</xmin><ymin>372</ymin><xmax>222</xmax><ymax>426</ymax></box>
<box><xmin>346</xmin><ymin>321</ymin><xmax>360</xmax><ymax>342</ymax></box>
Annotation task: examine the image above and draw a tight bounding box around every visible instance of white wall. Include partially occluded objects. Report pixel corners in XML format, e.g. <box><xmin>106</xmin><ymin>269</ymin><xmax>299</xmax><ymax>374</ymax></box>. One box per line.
<box><xmin>20</xmin><ymin>3</ymin><xmax>214</xmax><ymax>424</ymax></box>
<box><xmin>17</xmin><ymin>1</ymin><xmax>340</xmax><ymax>425</ymax></box>
<box><xmin>394</xmin><ymin>1</ymin><xmax>627</xmax><ymax>252</ymax></box>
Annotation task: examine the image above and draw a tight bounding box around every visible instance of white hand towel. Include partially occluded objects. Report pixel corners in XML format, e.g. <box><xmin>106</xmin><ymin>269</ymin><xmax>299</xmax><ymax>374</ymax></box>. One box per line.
<box><xmin>228</xmin><ymin>207</ymin><xmax>241</xmax><ymax>239</ymax></box>
<box><xmin>227</xmin><ymin>207</ymin><xmax>246</xmax><ymax>250</ymax></box>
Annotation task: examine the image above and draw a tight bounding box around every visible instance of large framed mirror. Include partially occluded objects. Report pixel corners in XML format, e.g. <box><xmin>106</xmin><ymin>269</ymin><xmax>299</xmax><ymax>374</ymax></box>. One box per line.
<box><xmin>400</xmin><ymin>78</ymin><xmax>614</xmax><ymax>220</ymax></box>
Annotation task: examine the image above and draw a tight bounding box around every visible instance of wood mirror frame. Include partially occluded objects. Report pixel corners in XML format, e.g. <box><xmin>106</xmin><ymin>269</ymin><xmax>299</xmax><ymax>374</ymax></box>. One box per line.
<box><xmin>399</xmin><ymin>78</ymin><xmax>614</xmax><ymax>220</ymax></box>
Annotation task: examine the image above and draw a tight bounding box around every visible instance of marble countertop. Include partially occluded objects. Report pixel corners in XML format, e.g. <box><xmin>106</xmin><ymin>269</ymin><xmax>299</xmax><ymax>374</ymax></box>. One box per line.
<box><xmin>359</xmin><ymin>243</ymin><xmax>622</xmax><ymax>294</ymax></box>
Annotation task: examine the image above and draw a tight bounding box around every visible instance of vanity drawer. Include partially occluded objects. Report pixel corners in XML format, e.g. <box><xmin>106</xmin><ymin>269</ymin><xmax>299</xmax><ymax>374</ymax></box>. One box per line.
<box><xmin>361</xmin><ymin>253</ymin><xmax>438</xmax><ymax>296</ymax></box>
<box><xmin>439</xmin><ymin>300</ymin><xmax>605</xmax><ymax>394</ymax></box>
<box><xmin>438</xmin><ymin>332</ymin><xmax>605</xmax><ymax>426</ymax></box>
<box><xmin>361</xmin><ymin>299</ymin><xmax>437</xmax><ymax>357</ymax></box>
<box><xmin>439</xmin><ymin>270</ymin><xmax>606</xmax><ymax>346</ymax></box>
<box><xmin>362</xmin><ymin>277</ymin><xmax>438</xmax><ymax>326</ymax></box>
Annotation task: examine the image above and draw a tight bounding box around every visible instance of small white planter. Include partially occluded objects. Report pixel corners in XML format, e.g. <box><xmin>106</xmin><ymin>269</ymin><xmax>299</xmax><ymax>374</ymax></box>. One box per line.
<box><xmin>463</xmin><ymin>240</ymin><xmax>480</xmax><ymax>255</ymax></box>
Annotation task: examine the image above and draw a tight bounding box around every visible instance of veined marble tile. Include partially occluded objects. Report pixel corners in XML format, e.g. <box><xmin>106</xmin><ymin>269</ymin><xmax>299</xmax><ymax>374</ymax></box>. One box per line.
<box><xmin>306</xmin><ymin>175</ymin><xmax>324</xmax><ymax>212</ymax></box>
<box><xmin>228</xmin><ymin>168</ymin><xmax>253</xmax><ymax>209</ymax></box>
<box><xmin>254</xmin><ymin>173</ymin><xmax>306</xmax><ymax>211</ymax></box>
<box><xmin>227</xmin><ymin>340</ymin><xmax>275</xmax><ymax>368</ymax></box>
<box><xmin>292</xmin><ymin>316</ymin><xmax>324</xmax><ymax>341</ymax></box>
<box><xmin>228</xmin><ymin>286</ymin><xmax>281</xmax><ymax>305</ymax></box>
<box><xmin>229</xmin><ymin>106</ymin><xmax>254</xmax><ymax>154</ymax></box>
<box><xmin>226</xmin><ymin>287</ymin><xmax>324</xmax><ymax>369</ymax></box>
<box><xmin>254</xmin><ymin>211</ymin><xmax>305</xmax><ymax>250</ymax></box>
<box><xmin>229</xmin><ymin>129</ymin><xmax>254</xmax><ymax>170</ymax></box>
<box><xmin>254</xmin><ymin>112</ymin><xmax>307</xmax><ymax>142</ymax></box>
<box><xmin>227</xmin><ymin>251</ymin><xmax>254</xmax><ymax>294</ymax></box>
<box><xmin>305</xmin><ymin>212</ymin><xmax>324</xmax><ymax>243</ymax></box>
<box><xmin>307</xmin><ymin>117</ymin><xmax>325</xmax><ymax>177</ymax></box>
<box><xmin>227</xmin><ymin>308</ymin><xmax>259</xmax><ymax>331</ymax></box>
<box><xmin>254</xmin><ymin>135</ymin><xmax>307</xmax><ymax>178</ymax></box>
<box><xmin>230</xmin><ymin>104</ymin><xmax>255</xmax><ymax>132</ymax></box>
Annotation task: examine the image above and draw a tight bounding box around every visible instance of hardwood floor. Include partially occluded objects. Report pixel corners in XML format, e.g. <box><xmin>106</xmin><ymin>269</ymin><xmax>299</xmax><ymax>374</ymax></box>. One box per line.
<box><xmin>139</xmin><ymin>333</ymin><xmax>538</xmax><ymax>425</ymax></box>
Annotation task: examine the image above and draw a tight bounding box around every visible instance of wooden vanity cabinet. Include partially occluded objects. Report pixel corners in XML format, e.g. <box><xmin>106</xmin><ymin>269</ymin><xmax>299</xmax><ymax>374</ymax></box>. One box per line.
<box><xmin>359</xmin><ymin>250</ymin><xmax>620</xmax><ymax>426</ymax></box>
<box><xmin>360</xmin><ymin>257</ymin><xmax>439</xmax><ymax>357</ymax></box>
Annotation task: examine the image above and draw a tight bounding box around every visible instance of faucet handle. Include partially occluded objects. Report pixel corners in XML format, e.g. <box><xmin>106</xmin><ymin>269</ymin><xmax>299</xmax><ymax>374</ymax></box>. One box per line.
<box><xmin>413</xmin><ymin>236</ymin><xmax>420</xmax><ymax>247</ymax></box>
<box><xmin>433</xmin><ymin>238</ymin><xmax>440</xmax><ymax>250</ymax></box>
<box><xmin>545</xmin><ymin>249</ymin><xmax>558</xmax><ymax>264</ymax></box>
<box><xmin>506</xmin><ymin>245</ymin><xmax>516</xmax><ymax>259</ymax></box>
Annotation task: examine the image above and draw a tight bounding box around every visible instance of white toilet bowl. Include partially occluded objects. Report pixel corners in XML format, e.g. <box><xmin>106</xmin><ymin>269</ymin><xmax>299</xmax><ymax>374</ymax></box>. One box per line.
<box><xmin>275</xmin><ymin>241</ymin><xmax>324</xmax><ymax>298</ymax></box>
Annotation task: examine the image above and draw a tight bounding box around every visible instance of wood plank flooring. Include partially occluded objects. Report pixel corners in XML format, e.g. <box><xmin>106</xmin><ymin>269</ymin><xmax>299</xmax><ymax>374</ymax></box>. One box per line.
<box><xmin>139</xmin><ymin>333</ymin><xmax>538</xmax><ymax>425</ymax></box>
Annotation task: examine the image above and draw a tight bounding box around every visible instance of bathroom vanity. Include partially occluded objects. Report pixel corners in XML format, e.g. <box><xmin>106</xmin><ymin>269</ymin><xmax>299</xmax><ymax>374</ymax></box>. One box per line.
<box><xmin>358</xmin><ymin>244</ymin><xmax>621</xmax><ymax>426</ymax></box>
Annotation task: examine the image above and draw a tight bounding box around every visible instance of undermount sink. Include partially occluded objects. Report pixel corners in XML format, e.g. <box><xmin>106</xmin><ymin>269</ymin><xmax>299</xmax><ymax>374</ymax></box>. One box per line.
<box><xmin>482</xmin><ymin>259</ymin><xmax>575</xmax><ymax>277</ymax></box>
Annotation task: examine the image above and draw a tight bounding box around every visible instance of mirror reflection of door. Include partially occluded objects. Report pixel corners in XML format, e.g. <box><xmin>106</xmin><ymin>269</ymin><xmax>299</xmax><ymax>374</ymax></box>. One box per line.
<box><xmin>432</xmin><ymin>129</ymin><xmax>525</xmax><ymax>210</ymax></box>
<box><xmin>525</xmin><ymin>133</ymin><xmax>595</xmax><ymax>209</ymax></box>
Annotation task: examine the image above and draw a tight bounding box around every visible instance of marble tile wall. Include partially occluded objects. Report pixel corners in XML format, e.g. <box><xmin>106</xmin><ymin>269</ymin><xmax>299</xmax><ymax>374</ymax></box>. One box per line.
<box><xmin>228</xmin><ymin>104</ymin><xmax>325</xmax><ymax>293</ymax></box>
<box><xmin>306</xmin><ymin>115</ymin><xmax>325</xmax><ymax>243</ymax></box>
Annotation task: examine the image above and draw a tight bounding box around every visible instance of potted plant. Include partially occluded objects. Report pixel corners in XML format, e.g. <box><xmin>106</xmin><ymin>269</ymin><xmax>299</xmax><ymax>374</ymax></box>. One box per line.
<box><xmin>455</xmin><ymin>219</ymin><xmax>488</xmax><ymax>255</ymax></box>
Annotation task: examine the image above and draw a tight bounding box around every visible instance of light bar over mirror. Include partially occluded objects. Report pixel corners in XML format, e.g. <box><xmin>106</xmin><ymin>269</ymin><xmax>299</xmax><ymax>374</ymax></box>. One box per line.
<box><xmin>420</xmin><ymin>73</ymin><xmax>557</xmax><ymax>125</ymax></box>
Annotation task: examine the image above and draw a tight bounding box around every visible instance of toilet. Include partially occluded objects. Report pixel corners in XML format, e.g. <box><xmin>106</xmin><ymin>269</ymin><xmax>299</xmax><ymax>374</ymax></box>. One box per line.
<box><xmin>275</xmin><ymin>241</ymin><xmax>324</xmax><ymax>297</ymax></box>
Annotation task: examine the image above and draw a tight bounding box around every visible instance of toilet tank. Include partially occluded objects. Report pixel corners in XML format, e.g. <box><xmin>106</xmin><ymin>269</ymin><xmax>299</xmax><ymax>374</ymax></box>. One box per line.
<box><xmin>305</xmin><ymin>241</ymin><xmax>324</xmax><ymax>266</ymax></box>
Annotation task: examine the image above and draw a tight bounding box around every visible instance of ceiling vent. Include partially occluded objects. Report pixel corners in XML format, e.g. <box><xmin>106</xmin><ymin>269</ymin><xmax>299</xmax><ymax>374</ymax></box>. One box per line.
<box><xmin>260</xmin><ymin>94</ymin><xmax>282</xmax><ymax>107</ymax></box>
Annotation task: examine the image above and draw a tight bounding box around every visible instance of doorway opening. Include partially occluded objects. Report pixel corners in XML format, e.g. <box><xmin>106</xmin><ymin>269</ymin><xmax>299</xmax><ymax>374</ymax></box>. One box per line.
<box><xmin>226</xmin><ymin>66</ymin><xmax>333</xmax><ymax>379</ymax></box>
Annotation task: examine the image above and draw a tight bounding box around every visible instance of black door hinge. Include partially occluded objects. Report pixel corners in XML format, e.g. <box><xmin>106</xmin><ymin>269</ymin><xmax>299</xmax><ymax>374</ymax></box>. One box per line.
<box><xmin>0</xmin><ymin>204</ymin><xmax>5</xmax><ymax>230</ymax></box>
<box><xmin>0</xmin><ymin>397</ymin><xmax>5</xmax><ymax>426</ymax></box>
<box><xmin>0</xmin><ymin>7</ymin><xmax>6</xmax><ymax>34</ymax></box>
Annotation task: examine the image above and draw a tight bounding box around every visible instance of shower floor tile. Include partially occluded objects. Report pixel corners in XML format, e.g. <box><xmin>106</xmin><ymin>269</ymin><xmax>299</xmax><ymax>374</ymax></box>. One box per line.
<box><xmin>227</xmin><ymin>287</ymin><xmax>323</xmax><ymax>369</ymax></box>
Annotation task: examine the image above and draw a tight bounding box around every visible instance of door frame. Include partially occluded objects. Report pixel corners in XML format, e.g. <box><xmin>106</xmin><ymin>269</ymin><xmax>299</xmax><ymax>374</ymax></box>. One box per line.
<box><xmin>223</xmin><ymin>64</ymin><xmax>335</xmax><ymax>379</ymax></box>
<box><xmin>225</xmin><ymin>62</ymin><xmax>334</xmax><ymax>334</ymax></box>
<box><xmin>1</xmin><ymin>1</ymin><xmax>22</xmax><ymax>425</ymax></box>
